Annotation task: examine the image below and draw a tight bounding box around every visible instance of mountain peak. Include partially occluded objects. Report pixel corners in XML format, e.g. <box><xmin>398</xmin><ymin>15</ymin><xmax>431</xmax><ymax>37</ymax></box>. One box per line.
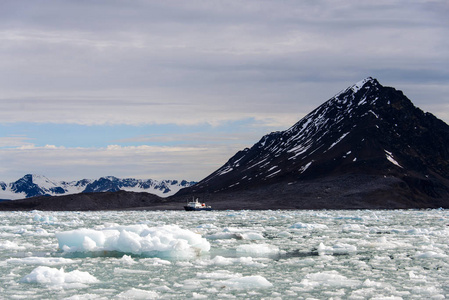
<box><xmin>349</xmin><ymin>76</ymin><xmax>377</xmax><ymax>93</ymax></box>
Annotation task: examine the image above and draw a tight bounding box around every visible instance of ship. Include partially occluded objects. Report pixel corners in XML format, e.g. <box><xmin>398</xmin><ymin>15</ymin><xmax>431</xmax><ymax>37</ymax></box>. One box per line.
<box><xmin>184</xmin><ymin>197</ymin><xmax>212</xmax><ymax>211</ymax></box>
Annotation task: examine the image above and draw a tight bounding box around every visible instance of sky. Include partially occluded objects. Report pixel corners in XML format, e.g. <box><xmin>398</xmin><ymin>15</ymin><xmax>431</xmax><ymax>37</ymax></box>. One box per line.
<box><xmin>0</xmin><ymin>0</ymin><xmax>448</xmax><ymax>183</ymax></box>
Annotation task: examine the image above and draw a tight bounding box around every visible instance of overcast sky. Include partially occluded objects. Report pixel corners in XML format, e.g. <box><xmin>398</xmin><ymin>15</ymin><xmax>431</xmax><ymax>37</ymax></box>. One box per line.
<box><xmin>1</xmin><ymin>0</ymin><xmax>448</xmax><ymax>183</ymax></box>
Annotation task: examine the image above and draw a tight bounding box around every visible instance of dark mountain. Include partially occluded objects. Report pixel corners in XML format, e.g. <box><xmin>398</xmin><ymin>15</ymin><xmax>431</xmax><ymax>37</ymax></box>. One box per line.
<box><xmin>9</xmin><ymin>174</ymin><xmax>51</xmax><ymax>198</ymax></box>
<box><xmin>176</xmin><ymin>77</ymin><xmax>449</xmax><ymax>208</ymax></box>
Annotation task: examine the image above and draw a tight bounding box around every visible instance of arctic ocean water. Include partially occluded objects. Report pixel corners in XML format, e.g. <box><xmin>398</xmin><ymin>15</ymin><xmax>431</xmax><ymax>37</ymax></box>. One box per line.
<box><xmin>1</xmin><ymin>210</ymin><xmax>448</xmax><ymax>299</ymax></box>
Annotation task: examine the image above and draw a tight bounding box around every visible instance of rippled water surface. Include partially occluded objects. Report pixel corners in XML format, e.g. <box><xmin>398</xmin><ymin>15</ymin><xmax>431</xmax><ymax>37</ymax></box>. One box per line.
<box><xmin>1</xmin><ymin>209</ymin><xmax>449</xmax><ymax>299</ymax></box>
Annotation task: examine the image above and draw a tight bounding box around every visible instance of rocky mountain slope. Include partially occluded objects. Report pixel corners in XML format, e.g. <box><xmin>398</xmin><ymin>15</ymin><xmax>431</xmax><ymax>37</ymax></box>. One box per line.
<box><xmin>176</xmin><ymin>77</ymin><xmax>449</xmax><ymax>208</ymax></box>
<box><xmin>0</xmin><ymin>174</ymin><xmax>196</xmax><ymax>200</ymax></box>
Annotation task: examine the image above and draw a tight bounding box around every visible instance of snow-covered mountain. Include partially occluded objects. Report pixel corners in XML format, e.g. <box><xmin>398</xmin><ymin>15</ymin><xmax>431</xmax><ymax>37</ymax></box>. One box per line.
<box><xmin>178</xmin><ymin>77</ymin><xmax>449</xmax><ymax>207</ymax></box>
<box><xmin>0</xmin><ymin>174</ymin><xmax>196</xmax><ymax>200</ymax></box>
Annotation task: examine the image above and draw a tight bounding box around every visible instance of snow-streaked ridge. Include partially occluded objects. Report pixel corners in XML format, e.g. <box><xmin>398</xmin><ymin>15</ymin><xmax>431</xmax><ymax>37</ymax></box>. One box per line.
<box><xmin>202</xmin><ymin>77</ymin><xmax>380</xmax><ymax>185</ymax></box>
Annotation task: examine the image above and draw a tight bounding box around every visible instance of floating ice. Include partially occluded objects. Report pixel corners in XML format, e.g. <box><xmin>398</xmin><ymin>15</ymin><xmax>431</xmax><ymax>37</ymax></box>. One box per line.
<box><xmin>290</xmin><ymin>222</ymin><xmax>328</xmax><ymax>230</ymax></box>
<box><xmin>116</xmin><ymin>288</ymin><xmax>159</xmax><ymax>299</ymax></box>
<box><xmin>21</xmin><ymin>266</ymin><xmax>98</xmax><ymax>286</ymax></box>
<box><xmin>299</xmin><ymin>270</ymin><xmax>361</xmax><ymax>289</ymax></box>
<box><xmin>55</xmin><ymin>224</ymin><xmax>210</xmax><ymax>259</ymax></box>
<box><xmin>317</xmin><ymin>242</ymin><xmax>357</xmax><ymax>255</ymax></box>
<box><xmin>1</xmin><ymin>210</ymin><xmax>448</xmax><ymax>299</ymax></box>
<box><xmin>206</xmin><ymin>231</ymin><xmax>264</xmax><ymax>240</ymax></box>
<box><xmin>119</xmin><ymin>254</ymin><xmax>136</xmax><ymax>265</ymax></box>
<box><xmin>214</xmin><ymin>275</ymin><xmax>273</xmax><ymax>290</ymax></box>
<box><xmin>141</xmin><ymin>257</ymin><xmax>172</xmax><ymax>266</ymax></box>
<box><xmin>33</xmin><ymin>214</ymin><xmax>58</xmax><ymax>224</ymax></box>
<box><xmin>0</xmin><ymin>240</ymin><xmax>26</xmax><ymax>250</ymax></box>
<box><xmin>63</xmin><ymin>294</ymin><xmax>105</xmax><ymax>300</ymax></box>
<box><xmin>277</xmin><ymin>231</ymin><xmax>292</xmax><ymax>237</ymax></box>
<box><xmin>7</xmin><ymin>257</ymin><xmax>76</xmax><ymax>266</ymax></box>
<box><xmin>341</xmin><ymin>224</ymin><xmax>364</xmax><ymax>232</ymax></box>
<box><xmin>206</xmin><ymin>232</ymin><xmax>243</xmax><ymax>240</ymax></box>
<box><xmin>197</xmin><ymin>270</ymin><xmax>242</xmax><ymax>279</ymax></box>
<box><xmin>206</xmin><ymin>256</ymin><xmax>267</xmax><ymax>267</ymax></box>
<box><xmin>414</xmin><ymin>251</ymin><xmax>448</xmax><ymax>259</ymax></box>
<box><xmin>236</xmin><ymin>243</ymin><xmax>280</xmax><ymax>256</ymax></box>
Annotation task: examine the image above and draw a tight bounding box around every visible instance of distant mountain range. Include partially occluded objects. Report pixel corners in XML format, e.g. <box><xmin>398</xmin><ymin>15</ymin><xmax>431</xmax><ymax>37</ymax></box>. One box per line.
<box><xmin>2</xmin><ymin>77</ymin><xmax>449</xmax><ymax>210</ymax></box>
<box><xmin>0</xmin><ymin>174</ymin><xmax>196</xmax><ymax>200</ymax></box>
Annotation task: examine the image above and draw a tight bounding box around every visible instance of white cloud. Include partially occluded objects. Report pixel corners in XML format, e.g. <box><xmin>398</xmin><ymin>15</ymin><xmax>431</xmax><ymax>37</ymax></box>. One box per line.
<box><xmin>0</xmin><ymin>136</ymin><xmax>34</xmax><ymax>148</ymax></box>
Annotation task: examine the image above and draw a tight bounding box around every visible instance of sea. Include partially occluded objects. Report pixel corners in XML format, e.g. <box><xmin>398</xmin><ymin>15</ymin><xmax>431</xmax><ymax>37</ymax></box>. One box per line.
<box><xmin>1</xmin><ymin>209</ymin><xmax>448</xmax><ymax>299</ymax></box>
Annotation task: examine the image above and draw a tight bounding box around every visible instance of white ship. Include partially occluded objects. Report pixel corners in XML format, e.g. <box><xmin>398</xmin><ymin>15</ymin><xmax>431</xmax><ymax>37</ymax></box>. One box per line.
<box><xmin>184</xmin><ymin>198</ymin><xmax>212</xmax><ymax>211</ymax></box>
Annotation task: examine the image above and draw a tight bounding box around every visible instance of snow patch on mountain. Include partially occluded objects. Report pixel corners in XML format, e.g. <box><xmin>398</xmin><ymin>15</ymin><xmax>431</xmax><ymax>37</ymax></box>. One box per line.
<box><xmin>384</xmin><ymin>150</ymin><xmax>403</xmax><ymax>168</ymax></box>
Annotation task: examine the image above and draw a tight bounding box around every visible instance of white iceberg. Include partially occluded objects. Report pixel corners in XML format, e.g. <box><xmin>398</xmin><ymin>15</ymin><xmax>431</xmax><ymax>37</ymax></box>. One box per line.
<box><xmin>21</xmin><ymin>266</ymin><xmax>98</xmax><ymax>286</ymax></box>
<box><xmin>55</xmin><ymin>224</ymin><xmax>210</xmax><ymax>259</ymax></box>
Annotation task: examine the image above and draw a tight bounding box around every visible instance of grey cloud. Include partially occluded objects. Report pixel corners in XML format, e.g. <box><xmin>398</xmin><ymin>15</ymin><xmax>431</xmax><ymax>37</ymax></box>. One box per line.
<box><xmin>0</xmin><ymin>0</ymin><xmax>447</xmax><ymax>124</ymax></box>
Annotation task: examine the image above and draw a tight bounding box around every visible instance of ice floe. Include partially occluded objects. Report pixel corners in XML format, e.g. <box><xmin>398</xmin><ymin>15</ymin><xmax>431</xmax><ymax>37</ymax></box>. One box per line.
<box><xmin>20</xmin><ymin>266</ymin><xmax>98</xmax><ymax>286</ymax></box>
<box><xmin>7</xmin><ymin>257</ymin><xmax>76</xmax><ymax>266</ymax></box>
<box><xmin>55</xmin><ymin>224</ymin><xmax>210</xmax><ymax>259</ymax></box>
<box><xmin>298</xmin><ymin>270</ymin><xmax>361</xmax><ymax>289</ymax></box>
<box><xmin>317</xmin><ymin>242</ymin><xmax>357</xmax><ymax>255</ymax></box>
<box><xmin>116</xmin><ymin>288</ymin><xmax>159</xmax><ymax>299</ymax></box>
<box><xmin>236</xmin><ymin>243</ymin><xmax>280</xmax><ymax>256</ymax></box>
<box><xmin>290</xmin><ymin>222</ymin><xmax>328</xmax><ymax>230</ymax></box>
<box><xmin>213</xmin><ymin>275</ymin><xmax>273</xmax><ymax>290</ymax></box>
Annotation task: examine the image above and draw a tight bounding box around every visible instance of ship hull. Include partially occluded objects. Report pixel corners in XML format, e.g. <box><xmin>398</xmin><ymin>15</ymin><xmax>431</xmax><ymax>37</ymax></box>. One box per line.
<box><xmin>184</xmin><ymin>206</ymin><xmax>213</xmax><ymax>211</ymax></box>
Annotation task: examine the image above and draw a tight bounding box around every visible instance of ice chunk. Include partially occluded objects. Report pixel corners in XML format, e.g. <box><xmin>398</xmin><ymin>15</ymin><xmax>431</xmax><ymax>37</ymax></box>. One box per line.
<box><xmin>33</xmin><ymin>214</ymin><xmax>58</xmax><ymax>224</ymax></box>
<box><xmin>290</xmin><ymin>223</ymin><xmax>328</xmax><ymax>230</ymax></box>
<box><xmin>55</xmin><ymin>224</ymin><xmax>210</xmax><ymax>259</ymax></box>
<box><xmin>215</xmin><ymin>275</ymin><xmax>272</xmax><ymax>290</ymax></box>
<box><xmin>0</xmin><ymin>240</ymin><xmax>26</xmax><ymax>250</ymax></box>
<box><xmin>197</xmin><ymin>270</ymin><xmax>242</xmax><ymax>279</ymax></box>
<box><xmin>299</xmin><ymin>270</ymin><xmax>361</xmax><ymax>289</ymax></box>
<box><xmin>63</xmin><ymin>294</ymin><xmax>104</xmax><ymax>300</ymax></box>
<box><xmin>20</xmin><ymin>266</ymin><xmax>98</xmax><ymax>286</ymax></box>
<box><xmin>277</xmin><ymin>231</ymin><xmax>292</xmax><ymax>237</ymax></box>
<box><xmin>207</xmin><ymin>256</ymin><xmax>267</xmax><ymax>267</ymax></box>
<box><xmin>242</xmin><ymin>232</ymin><xmax>265</xmax><ymax>240</ymax></box>
<box><xmin>141</xmin><ymin>257</ymin><xmax>172</xmax><ymax>266</ymax></box>
<box><xmin>119</xmin><ymin>254</ymin><xmax>136</xmax><ymax>265</ymax></box>
<box><xmin>7</xmin><ymin>257</ymin><xmax>76</xmax><ymax>266</ymax></box>
<box><xmin>191</xmin><ymin>292</ymin><xmax>208</xmax><ymax>299</ymax></box>
<box><xmin>116</xmin><ymin>288</ymin><xmax>159</xmax><ymax>299</ymax></box>
<box><xmin>206</xmin><ymin>232</ymin><xmax>244</xmax><ymax>240</ymax></box>
<box><xmin>236</xmin><ymin>243</ymin><xmax>279</xmax><ymax>256</ymax></box>
<box><xmin>341</xmin><ymin>224</ymin><xmax>364</xmax><ymax>232</ymax></box>
<box><xmin>206</xmin><ymin>228</ymin><xmax>264</xmax><ymax>240</ymax></box>
<box><xmin>414</xmin><ymin>251</ymin><xmax>447</xmax><ymax>259</ymax></box>
<box><xmin>317</xmin><ymin>242</ymin><xmax>357</xmax><ymax>255</ymax></box>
